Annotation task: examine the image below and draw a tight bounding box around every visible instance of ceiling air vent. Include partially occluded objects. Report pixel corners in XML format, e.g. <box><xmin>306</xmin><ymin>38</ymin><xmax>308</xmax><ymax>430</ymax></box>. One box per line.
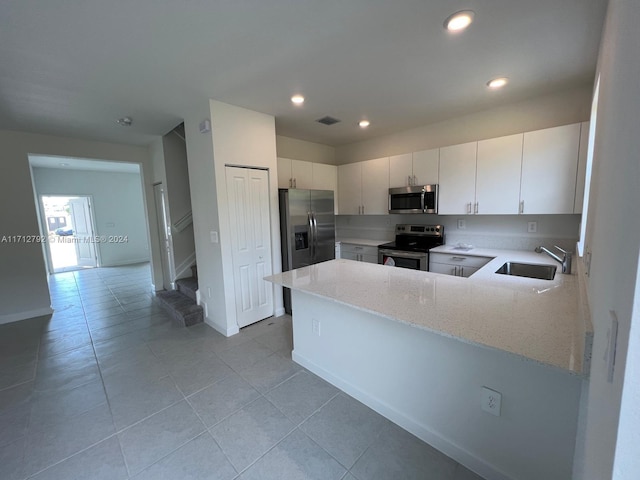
<box><xmin>316</xmin><ymin>116</ymin><xmax>341</xmax><ymax>126</ymax></box>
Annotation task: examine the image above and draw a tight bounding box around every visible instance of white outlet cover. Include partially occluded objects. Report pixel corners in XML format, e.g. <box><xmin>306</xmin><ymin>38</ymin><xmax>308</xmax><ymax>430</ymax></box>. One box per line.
<box><xmin>457</xmin><ymin>219</ymin><xmax>466</xmax><ymax>230</ymax></box>
<box><xmin>312</xmin><ymin>318</ymin><xmax>321</xmax><ymax>336</ymax></box>
<box><xmin>527</xmin><ymin>221</ymin><xmax>537</xmax><ymax>233</ymax></box>
<box><xmin>481</xmin><ymin>387</ymin><xmax>502</xmax><ymax>416</ymax></box>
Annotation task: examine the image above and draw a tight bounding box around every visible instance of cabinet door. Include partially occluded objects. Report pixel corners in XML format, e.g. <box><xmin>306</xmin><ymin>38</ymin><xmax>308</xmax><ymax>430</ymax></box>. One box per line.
<box><xmin>361</xmin><ymin>157</ymin><xmax>389</xmax><ymax>215</ymax></box>
<box><xmin>429</xmin><ymin>262</ymin><xmax>457</xmax><ymax>276</ymax></box>
<box><xmin>338</xmin><ymin>162</ymin><xmax>362</xmax><ymax>215</ymax></box>
<box><xmin>521</xmin><ymin>123</ymin><xmax>581</xmax><ymax>214</ymax></box>
<box><xmin>438</xmin><ymin>142</ymin><xmax>477</xmax><ymax>215</ymax></box>
<box><xmin>312</xmin><ymin>163</ymin><xmax>338</xmax><ymax>214</ymax></box>
<box><xmin>412</xmin><ymin>148</ymin><xmax>439</xmax><ymax>186</ymax></box>
<box><xmin>574</xmin><ymin>121</ymin><xmax>590</xmax><ymax>214</ymax></box>
<box><xmin>389</xmin><ymin>153</ymin><xmax>413</xmax><ymax>187</ymax></box>
<box><xmin>476</xmin><ymin>134</ymin><xmax>523</xmax><ymax>214</ymax></box>
<box><xmin>277</xmin><ymin>157</ymin><xmax>292</xmax><ymax>188</ymax></box>
<box><xmin>291</xmin><ymin>159</ymin><xmax>313</xmax><ymax>189</ymax></box>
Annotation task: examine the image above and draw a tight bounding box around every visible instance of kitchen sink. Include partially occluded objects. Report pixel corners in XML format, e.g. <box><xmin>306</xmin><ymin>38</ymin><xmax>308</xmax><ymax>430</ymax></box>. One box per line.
<box><xmin>495</xmin><ymin>262</ymin><xmax>557</xmax><ymax>280</ymax></box>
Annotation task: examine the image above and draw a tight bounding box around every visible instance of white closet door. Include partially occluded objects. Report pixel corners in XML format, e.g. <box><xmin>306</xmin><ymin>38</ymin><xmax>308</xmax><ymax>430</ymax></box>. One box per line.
<box><xmin>225</xmin><ymin>167</ymin><xmax>273</xmax><ymax>328</ymax></box>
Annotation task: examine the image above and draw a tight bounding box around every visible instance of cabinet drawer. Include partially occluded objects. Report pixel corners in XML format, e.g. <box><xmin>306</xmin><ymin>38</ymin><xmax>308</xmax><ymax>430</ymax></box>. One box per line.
<box><xmin>429</xmin><ymin>253</ymin><xmax>492</xmax><ymax>268</ymax></box>
<box><xmin>340</xmin><ymin>244</ymin><xmax>378</xmax><ymax>256</ymax></box>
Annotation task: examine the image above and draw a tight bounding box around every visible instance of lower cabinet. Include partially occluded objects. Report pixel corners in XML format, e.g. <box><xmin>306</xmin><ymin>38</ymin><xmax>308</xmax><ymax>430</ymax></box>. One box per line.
<box><xmin>429</xmin><ymin>253</ymin><xmax>491</xmax><ymax>278</ymax></box>
<box><xmin>340</xmin><ymin>243</ymin><xmax>379</xmax><ymax>264</ymax></box>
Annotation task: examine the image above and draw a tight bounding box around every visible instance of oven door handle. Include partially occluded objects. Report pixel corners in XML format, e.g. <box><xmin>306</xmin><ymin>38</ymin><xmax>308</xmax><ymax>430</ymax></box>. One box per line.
<box><xmin>379</xmin><ymin>249</ymin><xmax>427</xmax><ymax>259</ymax></box>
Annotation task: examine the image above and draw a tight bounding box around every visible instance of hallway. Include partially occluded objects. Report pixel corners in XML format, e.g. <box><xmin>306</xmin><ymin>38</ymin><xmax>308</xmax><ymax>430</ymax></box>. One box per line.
<box><xmin>0</xmin><ymin>264</ymin><xmax>481</xmax><ymax>480</ymax></box>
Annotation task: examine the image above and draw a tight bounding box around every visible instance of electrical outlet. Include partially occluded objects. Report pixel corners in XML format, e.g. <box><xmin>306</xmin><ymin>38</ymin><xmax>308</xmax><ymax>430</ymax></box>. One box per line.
<box><xmin>457</xmin><ymin>219</ymin><xmax>466</xmax><ymax>230</ymax></box>
<box><xmin>210</xmin><ymin>231</ymin><xmax>219</xmax><ymax>243</ymax></box>
<box><xmin>312</xmin><ymin>318</ymin><xmax>321</xmax><ymax>336</ymax></box>
<box><xmin>481</xmin><ymin>387</ymin><xmax>502</xmax><ymax>416</ymax></box>
<box><xmin>527</xmin><ymin>222</ymin><xmax>537</xmax><ymax>233</ymax></box>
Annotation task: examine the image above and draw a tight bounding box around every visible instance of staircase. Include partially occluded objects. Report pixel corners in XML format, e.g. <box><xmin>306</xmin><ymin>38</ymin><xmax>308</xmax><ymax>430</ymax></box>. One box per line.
<box><xmin>156</xmin><ymin>269</ymin><xmax>203</xmax><ymax>327</ymax></box>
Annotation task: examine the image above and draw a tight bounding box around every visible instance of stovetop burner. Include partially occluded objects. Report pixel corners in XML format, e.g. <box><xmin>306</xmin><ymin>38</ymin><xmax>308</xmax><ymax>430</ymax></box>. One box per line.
<box><xmin>379</xmin><ymin>224</ymin><xmax>444</xmax><ymax>253</ymax></box>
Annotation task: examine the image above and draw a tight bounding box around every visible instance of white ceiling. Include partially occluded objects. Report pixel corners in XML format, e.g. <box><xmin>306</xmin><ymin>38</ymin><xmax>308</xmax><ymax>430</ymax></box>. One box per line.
<box><xmin>29</xmin><ymin>155</ymin><xmax>140</xmax><ymax>174</ymax></box>
<box><xmin>0</xmin><ymin>0</ymin><xmax>607</xmax><ymax>147</ymax></box>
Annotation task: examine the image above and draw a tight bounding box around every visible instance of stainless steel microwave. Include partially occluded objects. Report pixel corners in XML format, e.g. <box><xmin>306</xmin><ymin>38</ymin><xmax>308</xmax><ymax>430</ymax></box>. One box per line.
<box><xmin>388</xmin><ymin>185</ymin><xmax>438</xmax><ymax>214</ymax></box>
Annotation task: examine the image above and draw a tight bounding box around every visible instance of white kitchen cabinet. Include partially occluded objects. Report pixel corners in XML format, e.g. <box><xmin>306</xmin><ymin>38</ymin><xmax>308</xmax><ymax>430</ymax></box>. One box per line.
<box><xmin>277</xmin><ymin>157</ymin><xmax>312</xmax><ymax>189</ymax></box>
<box><xmin>312</xmin><ymin>163</ymin><xmax>338</xmax><ymax>213</ymax></box>
<box><xmin>574</xmin><ymin>121</ymin><xmax>590</xmax><ymax>214</ymax></box>
<box><xmin>412</xmin><ymin>148</ymin><xmax>439</xmax><ymax>186</ymax></box>
<box><xmin>361</xmin><ymin>157</ymin><xmax>389</xmax><ymax>215</ymax></box>
<box><xmin>338</xmin><ymin>157</ymin><xmax>389</xmax><ymax>215</ymax></box>
<box><xmin>520</xmin><ymin>123</ymin><xmax>581</xmax><ymax>214</ymax></box>
<box><xmin>389</xmin><ymin>150</ymin><xmax>439</xmax><ymax>187</ymax></box>
<box><xmin>438</xmin><ymin>142</ymin><xmax>477</xmax><ymax>215</ymax></box>
<box><xmin>338</xmin><ymin>162</ymin><xmax>362</xmax><ymax>215</ymax></box>
<box><xmin>389</xmin><ymin>153</ymin><xmax>413</xmax><ymax>187</ymax></box>
<box><xmin>340</xmin><ymin>243</ymin><xmax>378</xmax><ymax>264</ymax></box>
<box><xmin>429</xmin><ymin>252</ymin><xmax>491</xmax><ymax>277</ymax></box>
<box><xmin>476</xmin><ymin>134</ymin><xmax>523</xmax><ymax>215</ymax></box>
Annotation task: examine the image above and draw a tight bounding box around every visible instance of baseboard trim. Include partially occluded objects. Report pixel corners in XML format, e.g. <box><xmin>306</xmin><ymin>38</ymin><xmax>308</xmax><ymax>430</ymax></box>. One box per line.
<box><xmin>174</xmin><ymin>252</ymin><xmax>196</xmax><ymax>281</ymax></box>
<box><xmin>100</xmin><ymin>257</ymin><xmax>151</xmax><ymax>267</ymax></box>
<box><xmin>0</xmin><ymin>307</ymin><xmax>54</xmax><ymax>325</ymax></box>
<box><xmin>292</xmin><ymin>351</ymin><xmax>513</xmax><ymax>480</ymax></box>
<box><xmin>275</xmin><ymin>307</ymin><xmax>286</xmax><ymax>317</ymax></box>
<box><xmin>204</xmin><ymin>318</ymin><xmax>240</xmax><ymax>337</ymax></box>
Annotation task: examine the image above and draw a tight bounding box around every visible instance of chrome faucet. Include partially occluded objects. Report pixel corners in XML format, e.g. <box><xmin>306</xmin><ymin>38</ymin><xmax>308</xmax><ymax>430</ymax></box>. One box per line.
<box><xmin>535</xmin><ymin>245</ymin><xmax>572</xmax><ymax>274</ymax></box>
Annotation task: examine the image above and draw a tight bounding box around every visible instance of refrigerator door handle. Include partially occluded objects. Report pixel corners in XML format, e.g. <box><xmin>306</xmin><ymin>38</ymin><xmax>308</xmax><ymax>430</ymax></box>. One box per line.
<box><xmin>307</xmin><ymin>211</ymin><xmax>315</xmax><ymax>261</ymax></box>
<box><xmin>311</xmin><ymin>212</ymin><xmax>319</xmax><ymax>261</ymax></box>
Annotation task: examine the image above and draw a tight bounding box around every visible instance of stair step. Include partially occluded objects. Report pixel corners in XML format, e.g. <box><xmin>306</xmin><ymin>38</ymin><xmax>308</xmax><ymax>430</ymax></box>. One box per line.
<box><xmin>176</xmin><ymin>277</ymin><xmax>198</xmax><ymax>302</ymax></box>
<box><xmin>156</xmin><ymin>290</ymin><xmax>203</xmax><ymax>327</ymax></box>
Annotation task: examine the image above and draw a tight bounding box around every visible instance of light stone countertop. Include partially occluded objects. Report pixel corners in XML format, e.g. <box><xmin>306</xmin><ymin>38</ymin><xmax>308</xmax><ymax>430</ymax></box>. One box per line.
<box><xmin>266</xmin><ymin>248</ymin><xmax>592</xmax><ymax>376</ymax></box>
<box><xmin>335</xmin><ymin>238</ymin><xmax>391</xmax><ymax>247</ymax></box>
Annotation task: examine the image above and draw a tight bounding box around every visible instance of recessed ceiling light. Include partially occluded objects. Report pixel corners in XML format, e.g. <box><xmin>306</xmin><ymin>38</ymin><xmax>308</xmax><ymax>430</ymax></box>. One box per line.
<box><xmin>291</xmin><ymin>94</ymin><xmax>305</xmax><ymax>105</ymax></box>
<box><xmin>444</xmin><ymin>10</ymin><xmax>475</xmax><ymax>32</ymax></box>
<box><xmin>116</xmin><ymin>116</ymin><xmax>132</xmax><ymax>127</ymax></box>
<box><xmin>59</xmin><ymin>163</ymin><xmax>69</xmax><ymax>167</ymax></box>
<box><xmin>358</xmin><ymin>120</ymin><xmax>370</xmax><ymax>128</ymax></box>
<box><xmin>487</xmin><ymin>77</ymin><xmax>509</xmax><ymax>89</ymax></box>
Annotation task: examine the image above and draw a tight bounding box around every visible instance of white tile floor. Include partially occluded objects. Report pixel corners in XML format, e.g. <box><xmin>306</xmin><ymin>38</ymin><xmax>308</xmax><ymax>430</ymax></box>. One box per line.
<box><xmin>0</xmin><ymin>263</ymin><xmax>485</xmax><ymax>480</ymax></box>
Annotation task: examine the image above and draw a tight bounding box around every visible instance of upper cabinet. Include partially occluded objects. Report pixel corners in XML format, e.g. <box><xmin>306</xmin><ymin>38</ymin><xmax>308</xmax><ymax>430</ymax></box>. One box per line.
<box><xmin>277</xmin><ymin>158</ymin><xmax>312</xmax><ymax>189</ymax></box>
<box><xmin>520</xmin><ymin>123</ymin><xmax>581</xmax><ymax>214</ymax></box>
<box><xmin>412</xmin><ymin>148</ymin><xmax>439</xmax><ymax>186</ymax></box>
<box><xmin>389</xmin><ymin>149</ymin><xmax>439</xmax><ymax>187</ymax></box>
<box><xmin>438</xmin><ymin>142</ymin><xmax>477</xmax><ymax>215</ymax></box>
<box><xmin>338</xmin><ymin>157</ymin><xmax>389</xmax><ymax>215</ymax></box>
<box><xmin>312</xmin><ymin>163</ymin><xmax>339</xmax><ymax>214</ymax></box>
<box><xmin>574</xmin><ymin>121</ymin><xmax>590</xmax><ymax>214</ymax></box>
<box><xmin>476</xmin><ymin>134</ymin><xmax>523</xmax><ymax>215</ymax></box>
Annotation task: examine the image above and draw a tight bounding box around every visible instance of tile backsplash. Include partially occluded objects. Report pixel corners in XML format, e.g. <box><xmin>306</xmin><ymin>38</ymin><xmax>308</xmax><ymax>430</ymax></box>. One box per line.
<box><xmin>336</xmin><ymin>214</ymin><xmax>581</xmax><ymax>252</ymax></box>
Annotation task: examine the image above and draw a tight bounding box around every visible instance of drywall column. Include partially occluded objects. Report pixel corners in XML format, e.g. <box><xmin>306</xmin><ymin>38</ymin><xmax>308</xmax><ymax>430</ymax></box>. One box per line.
<box><xmin>183</xmin><ymin>100</ymin><xmax>283</xmax><ymax>336</ymax></box>
<box><xmin>578</xmin><ymin>1</ymin><xmax>640</xmax><ymax>479</ymax></box>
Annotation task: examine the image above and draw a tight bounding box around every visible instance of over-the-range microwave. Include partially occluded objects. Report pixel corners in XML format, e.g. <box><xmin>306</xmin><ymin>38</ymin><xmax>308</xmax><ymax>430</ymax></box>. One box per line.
<box><xmin>388</xmin><ymin>185</ymin><xmax>438</xmax><ymax>214</ymax></box>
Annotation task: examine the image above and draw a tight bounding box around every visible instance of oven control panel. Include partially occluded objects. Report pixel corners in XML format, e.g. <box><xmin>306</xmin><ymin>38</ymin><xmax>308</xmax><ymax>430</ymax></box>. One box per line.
<box><xmin>396</xmin><ymin>224</ymin><xmax>443</xmax><ymax>236</ymax></box>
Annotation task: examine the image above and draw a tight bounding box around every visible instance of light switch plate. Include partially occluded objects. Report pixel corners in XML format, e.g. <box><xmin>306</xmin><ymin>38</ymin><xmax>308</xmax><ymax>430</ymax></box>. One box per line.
<box><xmin>210</xmin><ymin>231</ymin><xmax>219</xmax><ymax>244</ymax></box>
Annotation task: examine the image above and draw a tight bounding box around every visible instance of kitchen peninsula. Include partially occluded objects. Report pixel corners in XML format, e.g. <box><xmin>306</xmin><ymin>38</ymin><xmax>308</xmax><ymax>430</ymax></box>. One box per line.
<box><xmin>265</xmin><ymin>253</ymin><xmax>591</xmax><ymax>480</ymax></box>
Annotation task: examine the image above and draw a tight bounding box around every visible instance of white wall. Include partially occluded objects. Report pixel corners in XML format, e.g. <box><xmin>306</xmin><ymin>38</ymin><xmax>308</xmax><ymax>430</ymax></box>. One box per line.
<box><xmin>276</xmin><ymin>135</ymin><xmax>336</xmax><ymax>165</ymax></box>
<box><xmin>184</xmin><ymin>100</ymin><xmax>282</xmax><ymax>336</ymax></box>
<box><xmin>578</xmin><ymin>1</ymin><xmax>640</xmax><ymax>479</ymax></box>
<box><xmin>0</xmin><ymin>129</ymin><xmax>162</xmax><ymax>324</ymax></box>
<box><xmin>32</xmin><ymin>168</ymin><xmax>150</xmax><ymax>267</ymax></box>
<box><xmin>335</xmin><ymin>85</ymin><xmax>592</xmax><ymax>164</ymax></box>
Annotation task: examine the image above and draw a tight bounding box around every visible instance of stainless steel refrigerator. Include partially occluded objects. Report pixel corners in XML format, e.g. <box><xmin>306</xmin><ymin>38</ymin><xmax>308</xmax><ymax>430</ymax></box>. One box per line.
<box><xmin>279</xmin><ymin>189</ymin><xmax>335</xmax><ymax>313</ymax></box>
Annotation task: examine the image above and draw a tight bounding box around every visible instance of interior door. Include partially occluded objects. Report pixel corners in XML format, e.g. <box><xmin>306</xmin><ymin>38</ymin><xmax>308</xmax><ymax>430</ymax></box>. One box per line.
<box><xmin>153</xmin><ymin>183</ymin><xmax>175</xmax><ymax>290</ymax></box>
<box><xmin>68</xmin><ymin>197</ymin><xmax>97</xmax><ymax>268</ymax></box>
<box><xmin>225</xmin><ymin>166</ymin><xmax>273</xmax><ymax>328</ymax></box>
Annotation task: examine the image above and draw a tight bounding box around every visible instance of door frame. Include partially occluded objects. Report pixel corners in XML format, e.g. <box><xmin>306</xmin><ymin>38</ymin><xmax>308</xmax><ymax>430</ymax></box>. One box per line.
<box><xmin>153</xmin><ymin>182</ymin><xmax>176</xmax><ymax>290</ymax></box>
<box><xmin>38</xmin><ymin>194</ymin><xmax>101</xmax><ymax>273</ymax></box>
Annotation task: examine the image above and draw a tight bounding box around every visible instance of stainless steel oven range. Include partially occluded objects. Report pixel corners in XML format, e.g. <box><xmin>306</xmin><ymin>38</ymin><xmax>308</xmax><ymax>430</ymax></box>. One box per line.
<box><xmin>378</xmin><ymin>224</ymin><xmax>444</xmax><ymax>271</ymax></box>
